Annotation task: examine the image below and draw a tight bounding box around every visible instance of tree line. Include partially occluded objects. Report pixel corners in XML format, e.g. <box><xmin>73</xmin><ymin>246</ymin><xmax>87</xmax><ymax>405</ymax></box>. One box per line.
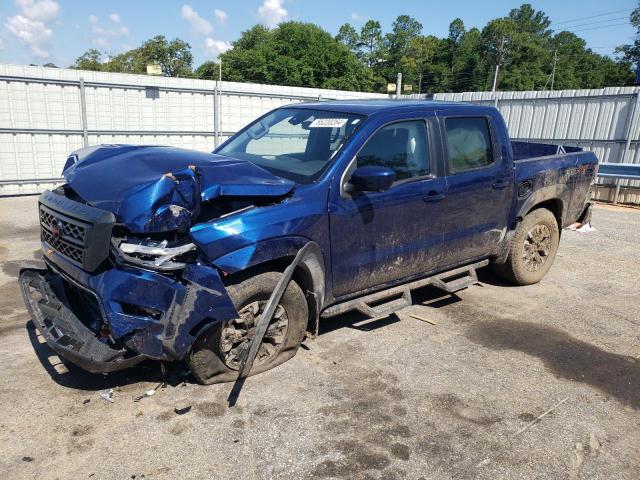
<box><xmin>69</xmin><ymin>3</ymin><xmax>638</xmax><ymax>93</ymax></box>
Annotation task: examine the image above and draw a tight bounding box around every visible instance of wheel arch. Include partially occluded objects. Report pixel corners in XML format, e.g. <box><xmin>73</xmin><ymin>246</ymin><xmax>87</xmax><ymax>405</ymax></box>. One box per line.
<box><xmin>213</xmin><ymin>238</ymin><xmax>327</xmax><ymax>336</ymax></box>
<box><xmin>517</xmin><ymin>185</ymin><xmax>567</xmax><ymax>229</ymax></box>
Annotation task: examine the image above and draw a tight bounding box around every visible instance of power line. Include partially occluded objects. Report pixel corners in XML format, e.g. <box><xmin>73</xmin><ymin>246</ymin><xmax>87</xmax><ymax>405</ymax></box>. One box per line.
<box><xmin>567</xmin><ymin>22</ymin><xmax>632</xmax><ymax>33</ymax></box>
<box><xmin>556</xmin><ymin>16</ymin><xmax>629</xmax><ymax>30</ymax></box>
<box><xmin>553</xmin><ymin>8</ymin><xmax>633</xmax><ymax>26</ymax></box>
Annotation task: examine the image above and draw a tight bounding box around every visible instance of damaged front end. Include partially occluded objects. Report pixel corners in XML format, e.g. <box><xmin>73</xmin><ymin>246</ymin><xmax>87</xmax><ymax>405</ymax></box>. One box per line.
<box><xmin>20</xmin><ymin>145</ymin><xmax>296</xmax><ymax>373</ymax></box>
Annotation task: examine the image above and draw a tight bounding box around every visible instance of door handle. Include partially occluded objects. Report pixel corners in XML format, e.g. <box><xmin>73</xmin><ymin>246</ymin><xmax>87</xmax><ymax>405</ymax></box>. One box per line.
<box><xmin>423</xmin><ymin>191</ymin><xmax>446</xmax><ymax>202</ymax></box>
<box><xmin>492</xmin><ymin>180</ymin><xmax>510</xmax><ymax>189</ymax></box>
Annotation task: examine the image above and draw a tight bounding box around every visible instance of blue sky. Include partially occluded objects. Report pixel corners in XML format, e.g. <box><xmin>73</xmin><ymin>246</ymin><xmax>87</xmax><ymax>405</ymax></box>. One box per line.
<box><xmin>0</xmin><ymin>0</ymin><xmax>637</xmax><ymax>68</ymax></box>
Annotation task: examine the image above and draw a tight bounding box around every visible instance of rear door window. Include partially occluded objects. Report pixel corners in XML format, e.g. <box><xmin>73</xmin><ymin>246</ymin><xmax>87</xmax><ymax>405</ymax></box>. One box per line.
<box><xmin>444</xmin><ymin>117</ymin><xmax>494</xmax><ymax>174</ymax></box>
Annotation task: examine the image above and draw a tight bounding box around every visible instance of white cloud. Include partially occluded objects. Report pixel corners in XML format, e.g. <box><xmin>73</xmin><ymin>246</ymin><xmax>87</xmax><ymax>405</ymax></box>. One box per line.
<box><xmin>6</xmin><ymin>15</ymin><xmax>52</xmax><ymax>57</ymax></box>
<box><xmin>258</xmin><ymin>0</ymin><xmax>287</xmax><ymax>28</ymax></box>
<box><xmin>89</xmin><ymin>15</ymin><xmax>129</xmax><ymax>38</ymax></box>
<box><xmin>181</xmin><ymin>4</ymin><xmax>212</xmax><ymax>35</ymax></box>
<box><xmin>351</xmin><ymin>12</ymin><xmax>364</xmax><ymax>21</ymax></box>
<box><xmin>203</xmin><ymin>37</ymin><xmax>231</xmax><ymax>59</ymax></box>
<box><xmin>214</xmin><ymin>8</ymin><xmax>228</xmax><ymax>23</ymax></box>
<box><xmin>15</xmin><ymin>0</ymin><xmax>59</xmax><ymax>23</ymax></box>
<box><xmin>93</xmin><ymin>36</ymin><xmax>110</xmax><ymax>49</ymax></box>
<box><xmin>5</xmin><ymin>0</ymin><xmax>59</xmax><ymax>58</ymax></box>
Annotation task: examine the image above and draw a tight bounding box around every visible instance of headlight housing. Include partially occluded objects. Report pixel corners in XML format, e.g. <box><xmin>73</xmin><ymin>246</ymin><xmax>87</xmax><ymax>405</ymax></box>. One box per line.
<box><xmin>115</xmin><ymin>239</ymin><xmax>197</xmax><ymax>271</ymax></box>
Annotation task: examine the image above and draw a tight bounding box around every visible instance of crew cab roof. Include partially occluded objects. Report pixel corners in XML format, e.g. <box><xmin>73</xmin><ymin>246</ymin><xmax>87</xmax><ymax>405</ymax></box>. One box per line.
<box><xmin>289</xmin><ymin>99</ymin><xmax>489</xmax><ymax>116</ymax></box>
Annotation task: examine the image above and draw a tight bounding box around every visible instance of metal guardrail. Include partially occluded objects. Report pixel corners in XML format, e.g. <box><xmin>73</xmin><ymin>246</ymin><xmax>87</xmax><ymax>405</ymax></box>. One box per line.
<box><xmin>598</xmin><ymin>163</ymin><xmax>640</xmax><ymax>180</ymax></box>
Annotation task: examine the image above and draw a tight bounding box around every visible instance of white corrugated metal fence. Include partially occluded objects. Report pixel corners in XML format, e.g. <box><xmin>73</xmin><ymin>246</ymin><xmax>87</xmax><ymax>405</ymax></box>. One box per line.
<box><xmin>1</xmin><ymin>63</ymin><xmax>639</xmax><ymax>204</ymax></box>
<box><xmin>0</xmin><ymin>64</ymin><xmax>384</xmax><ymax>195</ymax></box>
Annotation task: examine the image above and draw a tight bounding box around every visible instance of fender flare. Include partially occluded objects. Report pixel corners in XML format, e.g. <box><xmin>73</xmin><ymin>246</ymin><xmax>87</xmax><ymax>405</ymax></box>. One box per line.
<box><xmin>516</xmin><ymin>184</ymin><xmax>568</xmax><ymax>226</ymax></box>
<box><xmin>495</xmin><ymin>184</ymin><xmax>568</xmax><ymax>264</ymax></box>
<box><xmin>211</xmin><ymin>237</ymin><xmax>327</xmax><ymax>328</ymax></box>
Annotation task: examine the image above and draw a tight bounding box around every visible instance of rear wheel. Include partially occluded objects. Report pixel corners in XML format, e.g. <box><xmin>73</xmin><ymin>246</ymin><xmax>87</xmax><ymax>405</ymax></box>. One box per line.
<box><xmin>493</xmin><ymin>208</ymin><xmax>560</xmax><ymax>285</ymax></box>
<box><xmin>188</xmin><ymin>271</ymin><xmax>308</xmax><ymax>385</ymax></box>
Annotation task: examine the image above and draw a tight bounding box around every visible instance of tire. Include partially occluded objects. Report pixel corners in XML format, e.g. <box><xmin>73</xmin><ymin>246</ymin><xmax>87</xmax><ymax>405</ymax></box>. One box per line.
<box><xmin>493</xmin><ymin>208</ymin><xmax>560</xmax><ymax>285</ymax></box>
<box><xmin>188</xmin><ymin>271</ymin><xmax>308</xmax><ymax>385</ymax></box>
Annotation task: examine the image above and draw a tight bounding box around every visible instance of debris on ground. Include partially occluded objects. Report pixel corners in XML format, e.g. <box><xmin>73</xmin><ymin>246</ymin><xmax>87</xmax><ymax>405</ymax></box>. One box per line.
<box><xmin>133</xmin><ymin>382</ymin><xmax>165</xmax><ymax>402</ymax></box>
<box><xmin>577</xmin><ymin>224</ymin><xmax>596</xmax><ymax>232</ymax></box>
<box><xmin>99</xmin><ymin>389</ymin><xmax>114</xmax><ymax>403</ymax></box>
<box><xmin>569</xmin><ymin>442</ymin><xmax>585</xmax><ymax>480</ymax></box>
<box><xmin>174</xmin><ymin>405</ymin><xmax>192</xmax><ymax>415</ymax></box>
<box><xmin>82</xmin><ymin>399</ymin><xmax>90</xmax><ymax>405</ymax></box>
<box><xmin>134</xmin><ymin>390</ymin><xmax>156</xmax><ymax>402</ymax></box>
<box><xmin>589</xmin><ymin>432</ymin><xmax>600</xmax><ymax>452</ymax></box>
<box><xmin>567</xmin><ymin>222</ymin><xmax>596</xmax><ymax>233</ymax></box>
<box><xmin>515</xmin><ymin>397</ymin><xmax>569</xmax><ymax>435</ymax></box>
<box><xmin>409</xmin><ymin>313</ymin><xmax>438</xmax><ymax>325</ymax></box>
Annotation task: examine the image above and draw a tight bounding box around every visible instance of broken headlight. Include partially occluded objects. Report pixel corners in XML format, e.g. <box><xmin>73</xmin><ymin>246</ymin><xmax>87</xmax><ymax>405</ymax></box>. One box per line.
<box><xmin>115</xmin><ymin>239</ymin><xmax>197</xmax><ymax>271</ymax></box>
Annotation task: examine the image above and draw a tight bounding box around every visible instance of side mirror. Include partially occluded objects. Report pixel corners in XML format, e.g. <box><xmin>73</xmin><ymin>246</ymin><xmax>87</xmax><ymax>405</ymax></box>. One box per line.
<box><xmin>349</xmin><ymin>166</ymin><xmax>395</xmax><ymax>192</ymax></box>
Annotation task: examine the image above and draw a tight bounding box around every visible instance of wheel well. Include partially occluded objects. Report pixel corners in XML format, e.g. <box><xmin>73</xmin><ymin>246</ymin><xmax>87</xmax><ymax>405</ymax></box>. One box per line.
<box><xmin>222</xmin><ymin>257</ymin><xmax>320</xmax><ymax>336</ymax></box>
<box><xmin>525</xmin><ymin>199</ymin><xmax>563</xmax><ymax>228</ymax></box>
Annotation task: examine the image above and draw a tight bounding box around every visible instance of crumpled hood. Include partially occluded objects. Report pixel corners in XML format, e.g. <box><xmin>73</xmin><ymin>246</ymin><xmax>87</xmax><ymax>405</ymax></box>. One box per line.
<box><xmin>63</xmin><ymin>145</ymin><xmax>294</xmax><ymax>233</ymax></box>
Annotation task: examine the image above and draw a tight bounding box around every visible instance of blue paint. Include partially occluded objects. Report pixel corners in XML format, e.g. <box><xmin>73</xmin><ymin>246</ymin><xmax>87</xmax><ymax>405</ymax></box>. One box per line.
<box><xmin>63</xmin><ymin>145</ymin><xmax>294</xmax><ymax>233</ymax></box>
<box><xmin>27</xmin><ymin>100</ymin><xmax>598</xmax><ymax>373</ymax></box>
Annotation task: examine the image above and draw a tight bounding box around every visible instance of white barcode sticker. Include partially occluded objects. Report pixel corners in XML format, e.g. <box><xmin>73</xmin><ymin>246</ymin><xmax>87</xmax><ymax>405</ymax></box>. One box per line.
<box><xmin>309</xmin><ymin>118</ymin><xmax>348</xmax><ymax>128</ymax></box>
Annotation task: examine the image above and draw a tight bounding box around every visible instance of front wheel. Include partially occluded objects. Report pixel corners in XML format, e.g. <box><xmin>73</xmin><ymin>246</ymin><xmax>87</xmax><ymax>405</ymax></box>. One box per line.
<box><xmin>493</xmin><ymin>208</ymin><xmax>560</xmax><ymax>285</ymax></box>
<box><xmin>187</xmin><ymin>271</ymin><xmax>308</xmax><ymax>385</ymax></box>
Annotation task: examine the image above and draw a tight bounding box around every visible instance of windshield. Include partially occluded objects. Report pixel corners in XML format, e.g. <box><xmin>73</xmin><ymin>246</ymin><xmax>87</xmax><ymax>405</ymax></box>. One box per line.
<box><xmin>216</xmin><ymin>108</ymin><xmax>365</xmax><ymax>183</ymax></box>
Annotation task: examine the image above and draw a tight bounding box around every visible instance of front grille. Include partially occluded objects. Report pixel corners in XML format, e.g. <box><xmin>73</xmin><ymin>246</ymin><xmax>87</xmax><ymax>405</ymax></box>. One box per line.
<box><xmin>40</xmin><ymin>209</ymin><xmax>87</xmax><ymax>243</ymax></box>
<box><xmin>40</xmin><ymin>205</ymin><xmax>90</xmax><ymax>265</ymax></box>
<box><xmin>38</xmin><ymin>190</ymin><xmax>115</xmax><ymax>271</ymax></box>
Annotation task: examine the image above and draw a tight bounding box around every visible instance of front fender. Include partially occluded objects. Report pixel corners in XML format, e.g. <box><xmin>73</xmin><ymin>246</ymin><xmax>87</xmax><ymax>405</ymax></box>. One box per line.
<box><xmin>212</xmin><ymin>237</ymin><xmax>328</xmax><ymax>310</ymax></box>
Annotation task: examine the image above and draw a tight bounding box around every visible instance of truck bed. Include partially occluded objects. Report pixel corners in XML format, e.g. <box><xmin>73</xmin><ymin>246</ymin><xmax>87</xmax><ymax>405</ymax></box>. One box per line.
<box><xmin>512</xmin><ymin>141</ymin><xmax>598</xmax><ymax>228</ymax></box>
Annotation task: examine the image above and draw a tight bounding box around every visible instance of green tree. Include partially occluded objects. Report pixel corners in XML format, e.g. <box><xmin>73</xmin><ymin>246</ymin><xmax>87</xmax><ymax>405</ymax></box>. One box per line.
<box><xmin>451</xmin><ymin>28</ymin><xmax>487</xmax><ymax>91</ymax></box>
<box><xmin>481</xmin><ymin>18</ymin><xmax>516</xmax><ymax>90</ymax></box>
<box><xmin>194</xmin><ymin>61</ymin><xmax>221</xmax><ymax>80</ymax></box>
<box><xmin>616</xmin><ymin>3</ymin><xmax>640</xmax><ymax>71</ymax></box>
<box><xmin>72</xmin><ymin>37</ymin><xmax>193</xmax><ymax>77</ymax></box>
<box><xmin>400</xmin><ymin>35</ymin><xmax>439</xmax><ymax>93</ymax></box>
<box><xmin>359</xmin><ymin>20</ymin><xmax>385</xmax><ymax>68</ymax></box>
<box><xmin>221</xmin><ymin>22</ymin><xmax>372</xmax><ymax>91</ymax></box>
<box><xmin>72</xmin><ymin>49</ymin><xmax>103</xmax><ymax>71</ymax></box>
<box><xmin>336</xmin><ymin>23</ymin><xmax>359</xmax><ymax>52</ymax></box>
<box><xmin>385</xmin><ymin>15</ymin><xmax>423</xmax><ymax>79</ymax></box>
<box><xmin>136</xmin><ymin>36</ymin><xmax>193</xmax><ymax>77</ymax></box>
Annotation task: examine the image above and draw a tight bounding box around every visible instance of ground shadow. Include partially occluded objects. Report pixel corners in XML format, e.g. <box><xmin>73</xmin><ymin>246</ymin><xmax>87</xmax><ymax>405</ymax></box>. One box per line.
<box><xmin>319</xmin><ymin>285</ymin><xmax>460</xmax><ymax>336</ymax></box>
<box><xmin>319</xmin><ymin>310</ymin><xmax>401</xmax><ymax>335</ymax></box>
<box><xmin>466</xmin><ymin>318</ymin><xmax>640</xmax><ymax>410</ymax></box>
<box><xmin>26</xmin><ymin>320</ymin><xmax>195</xmax><ymax>391</ymax></box>
<box><xmin>476</xmin><ymin>266</ymin><xmax>519</xmax><ymax>288</ymax></box>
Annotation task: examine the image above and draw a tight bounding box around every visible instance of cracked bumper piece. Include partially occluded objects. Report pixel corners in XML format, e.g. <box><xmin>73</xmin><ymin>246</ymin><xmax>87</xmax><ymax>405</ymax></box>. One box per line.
<box><xmin>19</xmin><ymin>256</ymin><xmax>239</xmax><ymax>374</ymax></box>
<box><xmin>20</xmin><ymin>268</ymin><xmax>144</xmax><ymax>373</ymax></box>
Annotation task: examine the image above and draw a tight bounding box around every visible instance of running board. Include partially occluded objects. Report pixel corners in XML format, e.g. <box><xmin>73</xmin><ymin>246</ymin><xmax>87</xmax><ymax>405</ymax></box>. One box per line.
<box><xmin>321</xmin><ymin>260</ymin><xmax>488</xmax><ymax>319</ymax></box>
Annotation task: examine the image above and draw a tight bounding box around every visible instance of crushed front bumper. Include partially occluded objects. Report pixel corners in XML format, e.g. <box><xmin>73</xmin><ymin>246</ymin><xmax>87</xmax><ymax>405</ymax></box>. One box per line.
<box><xmin>19</xmin><ymin>255</ymin><xmax>239</xmax><ymax>374</ymax></box>
<box><xmin>20</xmin><ymin>268</ymin><xmax>144</xmax><ymax>373</ymax></box>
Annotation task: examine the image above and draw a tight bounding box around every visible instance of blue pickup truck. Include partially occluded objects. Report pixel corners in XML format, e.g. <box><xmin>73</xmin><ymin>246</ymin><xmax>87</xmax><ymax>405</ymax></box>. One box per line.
<box><xmin>20</xmin><ymin>100</ymin><xmax>597</xmax><ymax>383</ymax></box>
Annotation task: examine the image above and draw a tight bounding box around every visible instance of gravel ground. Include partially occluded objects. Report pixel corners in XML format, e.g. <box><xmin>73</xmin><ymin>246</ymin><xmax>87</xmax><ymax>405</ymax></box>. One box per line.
<box><xmin>0</xmin><ymin>196</ymin><xmax>638</xmax><ymax>480</ymax></box>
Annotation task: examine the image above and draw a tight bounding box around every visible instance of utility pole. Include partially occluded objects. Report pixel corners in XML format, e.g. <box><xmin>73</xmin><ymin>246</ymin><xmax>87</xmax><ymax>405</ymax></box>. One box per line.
<box><xmin>396</xmin><ymin>72</ymin><xmax>402</xmax><ymax>99</ymax></box>
<box><xmin>418</xmin><ymin>71</ymin><xmax>423</xmax><ymax>95</ymax></box>
<box><xmin>491</xmin><ymin>36</ymin><xmax>507</xmax><ymax>95</ymax></box>
<box><xmin>550</xmin><ymin>50</ymin><xmax>558</xmax><ymax>91</ymax></box>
